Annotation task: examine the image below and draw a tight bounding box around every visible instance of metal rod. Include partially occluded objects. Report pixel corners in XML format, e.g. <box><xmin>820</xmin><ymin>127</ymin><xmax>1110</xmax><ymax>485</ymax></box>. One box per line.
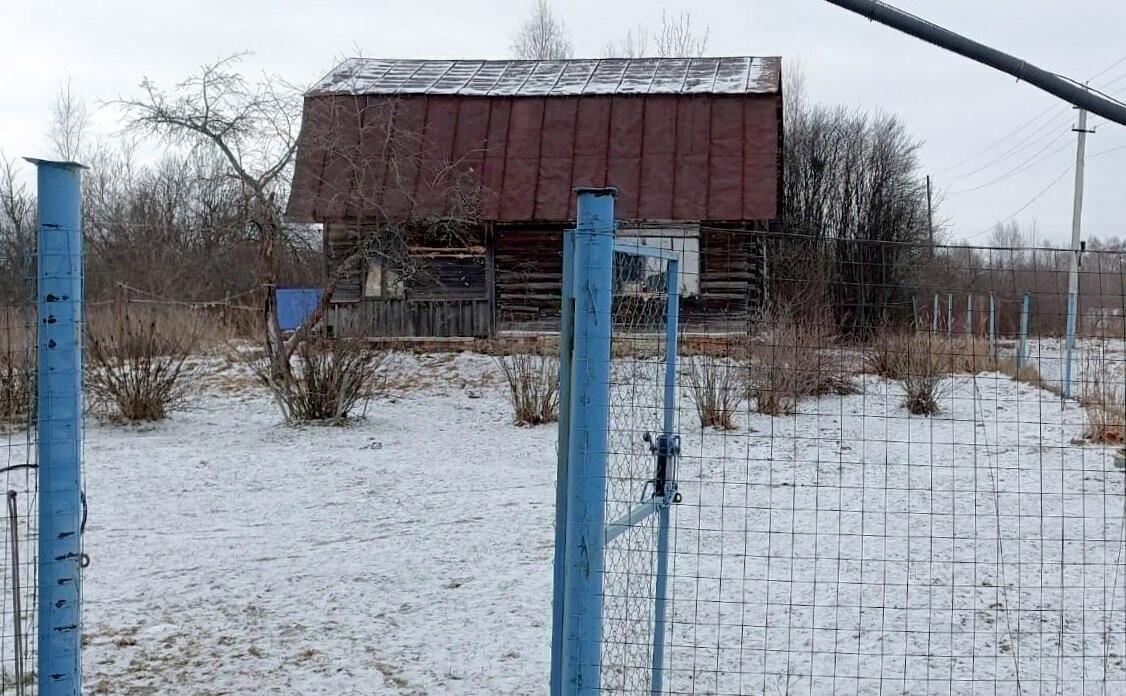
<box><xmin>651</xmin><ymin>258</ymin><xmax>680</xmax><ymax>696</ymax></box>
<box><xmin>604</xmin><ymin>500</ymin><xmax>661</xmax><ymax>544</ymax></box>
<box><xmin>560</xmin><ymin>188</ymin><xmax>616</xmax><ymax>694</ymax></box>
<box><xmin>549</xmin><ymin>229</ymin><xmax>576</xmax><ymax>696</ymax></box>
<box><xmin>26</xmin><ymin>157</ymin><xmax>85</xmax><ymax>696</ymax></box>
<box><xmin>820</xmin><ymin>0</ymin><xmax>1126</xmax><ymax>127</ymax></box>
<box><xmin>8</xmin><ymin>491</ymin><xmax>25</xmax><ymax>696</ymax></box>
<box><xmin>932</xmin><ymin>294</ymin><xmax>939</xmax><ymax>333</ymax></box>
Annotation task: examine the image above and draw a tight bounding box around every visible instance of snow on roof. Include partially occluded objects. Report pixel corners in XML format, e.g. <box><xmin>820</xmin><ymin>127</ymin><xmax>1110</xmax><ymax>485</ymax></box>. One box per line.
<box><xmin>309</xmin><ymin>57</ymin><xmax>782</xmax><ymax>97</ymax></box>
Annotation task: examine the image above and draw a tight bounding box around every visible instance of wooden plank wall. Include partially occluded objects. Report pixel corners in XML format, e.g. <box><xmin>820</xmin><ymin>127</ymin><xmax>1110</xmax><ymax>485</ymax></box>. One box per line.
<box><xmin>329</xmin><ymin>298</ymin><xmax>493</xmax><ymax>338</ymax></box>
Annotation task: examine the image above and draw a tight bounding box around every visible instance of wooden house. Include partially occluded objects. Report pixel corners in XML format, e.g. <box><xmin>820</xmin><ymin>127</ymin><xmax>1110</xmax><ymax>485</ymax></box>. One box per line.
<box><xmin>286</xmin><ymin>57</ymin><xmax>783</xmax><ymax>337</ymax></box>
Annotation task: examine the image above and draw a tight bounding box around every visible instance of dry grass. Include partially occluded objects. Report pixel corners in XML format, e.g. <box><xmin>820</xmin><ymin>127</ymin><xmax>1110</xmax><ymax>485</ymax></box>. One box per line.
<box><xmin>865</xmin><ymin>333</ymin><xmax>952</xmax><ymax>416</ymax></box>
<box><xmin>745</xmin><ymin>309</ymin><xmax>855</xmax><ymax>416</ymax></box>
<box><xmin>1080</xmin><ymin>348</ymin><xmax>1126</xmax><ymax>445</ymax></box>
<box><xmin>495</xmin><ymin>352</ymin><xmax>559</xmax><ymax>426</ymax></box>
<box><xmin>0</xmin><ymin>315</ymin><xmax>33</xmax><ymax>423</ymax></box>
<box><xmin>995</xmin><ymin>357</ymin><xmax>1064</xmax><ymax>398</ymax></box>
<box><xmin>258</xmin><ymin>339</ymin><xmax>387</xmax><ymax>423</ymax></box>
<box><xmin>683</xmin><ymin>356</ymin><xmax>741</xmax><ymax>429</ymax></box>
<box><xmin>86</xmin><ymin>307</ymin><xmax>201</xmax><ymax>422</ymax></box>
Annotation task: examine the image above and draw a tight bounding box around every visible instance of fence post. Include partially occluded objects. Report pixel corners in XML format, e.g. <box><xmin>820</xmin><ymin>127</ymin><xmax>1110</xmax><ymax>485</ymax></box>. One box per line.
<box><xmin>988</xmin><ymin>292</ymin><xmax>997</xmax><ymax>359</ymax></box>
<box><xmin>932</xmin><ymin>293</ymin><xmax>939</xmax><ymax>333</ymax></box>
<box><xmin>1064</xmin><ymin>291</ymin><xmax>1079</xmax><ymax>400</ymax></box>
<box><xmin>911</xmin><ymin>294</ymin><xmax>920</xmax><ymax>331</ymax></box>
<box><xmin>947</xmin><ymin>294</ymin><xmax>953</xmax><ymax>339</ymax></box>
<box><xmin>1018</xmin><ymin>293</ymin><xmax>1031</xmax><ymax>369</ymax></box>
<box><xmin>29</xmin><ymin>158</ymin><xmax>85</xmax><ymax>696</ymax></box>
<box><xmin>549</xmin><ymin>229</ymin><xmax>576</xmax><ymax>696</ymax></box>
<box><xmin>559</xmin><ymin>187</ymin><xmax>615</xmax><ymax>694</ymax></box>
<box><xmin>966</xmin><ymin>294</ymin><xmax>974</xmax><ymax>339</ymax></box>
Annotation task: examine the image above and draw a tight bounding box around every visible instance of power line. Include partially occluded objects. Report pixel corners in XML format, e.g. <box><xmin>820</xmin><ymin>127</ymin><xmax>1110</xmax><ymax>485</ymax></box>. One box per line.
<box><xmin>937</xmin><ymin>53</ymin><xmax>1126</xmax><ymax>178</ymax></box>
<box><xmin>964</xmin><ymin>164</ymin><xmax>1075</xmax><ymax>240</ymax></box>
<box><xmin>948</xmin><ymin>130</ymin><xmax>1074</xmax><ymax>196</ymax></box>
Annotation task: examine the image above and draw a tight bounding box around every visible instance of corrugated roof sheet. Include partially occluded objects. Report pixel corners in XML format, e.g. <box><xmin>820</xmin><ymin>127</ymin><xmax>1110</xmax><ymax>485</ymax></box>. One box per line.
<box><xmin>309</xmin><ymin>57</ymin><xmax>781</xmax><ymax>97</ymax></box>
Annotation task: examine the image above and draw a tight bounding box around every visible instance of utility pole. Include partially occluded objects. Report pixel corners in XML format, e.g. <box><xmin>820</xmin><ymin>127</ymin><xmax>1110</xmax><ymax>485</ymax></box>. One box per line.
<box><xmin>926</xmin><ymin>175</ymin><xmax>934</xmax><ymax>255</ymax></box>
<box><xmin>1063</xmin><ymin>103</ymin><xmax>1092</xmax><ymax>400</ymax></box>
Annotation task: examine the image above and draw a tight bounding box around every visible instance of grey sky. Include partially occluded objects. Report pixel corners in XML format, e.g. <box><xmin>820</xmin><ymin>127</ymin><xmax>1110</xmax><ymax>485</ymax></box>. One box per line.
<box><xmin>2</xmin><ymin>0</ymin><xmax>1123</xmax><ymax>245</ymax></box>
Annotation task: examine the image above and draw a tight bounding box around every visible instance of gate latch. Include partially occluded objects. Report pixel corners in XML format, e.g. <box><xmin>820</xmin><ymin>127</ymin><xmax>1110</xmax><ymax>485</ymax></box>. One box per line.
<box><xmin>643</xmin><ymin>432</ymin><xmax>682</xmax><ymax>505</ymax></box>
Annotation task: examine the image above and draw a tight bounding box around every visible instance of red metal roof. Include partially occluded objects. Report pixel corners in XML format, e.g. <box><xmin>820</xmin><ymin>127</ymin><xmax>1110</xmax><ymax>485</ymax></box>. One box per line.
<box><xmin>287</xmin><ymin>59</ymin><xmax>782</xmax><ymax>224</ymax></box>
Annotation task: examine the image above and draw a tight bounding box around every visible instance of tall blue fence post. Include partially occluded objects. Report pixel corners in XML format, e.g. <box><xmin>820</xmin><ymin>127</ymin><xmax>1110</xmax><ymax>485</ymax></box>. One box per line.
<box><xmin>550</xmin><ymin>230</ymin><xmax>576</xmax><ymax>696</ymax></box>
<box><xmin>1018</xmin><ymin>293</ymin><xmax>1031</xmax><ymax>369</ymax></box>
<box><xmin>650</xmin><ymin>258</ymin><xmax>679</xmax><ymax>695</ymax></box>
<box><xmin>560</xmin><ymin>188</ymin><xmax>616</xmax><ymax>694</ymax></box>
<box><xmin>28</xmin><ymin>158</ymin><xmax>85</xmax><ymax>696</ymax></box>
<box><xmin>932</xmin><ymin>294</ymin><xmax>939</xmax><ymax>333</ymax></box>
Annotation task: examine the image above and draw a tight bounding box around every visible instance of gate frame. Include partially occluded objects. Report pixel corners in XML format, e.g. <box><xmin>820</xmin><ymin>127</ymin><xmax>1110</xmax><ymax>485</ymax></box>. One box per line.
<box><xmin>550</xmin><ymin>188</ymin><xmax>681</xmax><ymax>696</ymax></box>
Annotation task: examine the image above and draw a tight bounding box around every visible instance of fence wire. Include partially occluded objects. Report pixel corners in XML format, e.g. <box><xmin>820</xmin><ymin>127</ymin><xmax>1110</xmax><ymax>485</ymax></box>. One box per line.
<box><xmin>0</xmin><ymin>272</ymin><xmax>37</xmax><ymax>693</ymax></box>
<box><xmin>590</xmin><ymin>233</ymin><xmax>1126</xmax><ymax>695</ymax></box>
<box><xmin>601</xmin><ymin>249</ymin><xmax>674</xmax><ymax>695</ymax></box>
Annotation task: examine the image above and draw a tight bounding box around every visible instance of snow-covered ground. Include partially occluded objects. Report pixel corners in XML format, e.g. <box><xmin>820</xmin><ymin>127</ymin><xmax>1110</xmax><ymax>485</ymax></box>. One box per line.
<box><xmin>44</xmin><ymin>348</ymin><xmax>1126</xmax><ymax>694</ymax></box>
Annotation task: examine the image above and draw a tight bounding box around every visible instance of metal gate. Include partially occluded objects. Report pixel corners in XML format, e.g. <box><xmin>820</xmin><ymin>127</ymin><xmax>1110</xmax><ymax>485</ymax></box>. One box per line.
<box><xmin>550</xmin><ymin>188</ymin><xmax>682</xmax><ymax>695</ymax></box>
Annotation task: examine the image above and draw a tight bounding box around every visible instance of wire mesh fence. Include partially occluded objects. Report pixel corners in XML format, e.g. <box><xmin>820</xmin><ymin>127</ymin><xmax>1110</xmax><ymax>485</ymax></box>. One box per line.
<box><xmin>559</xmin><ymin>224</ymin><xmax>1126</xmax><ymax>695</ymax></box>
<box><xmin>0</xmin><ymin>293</ymin><xmax>37</xmax><ymax>693</ymax></box>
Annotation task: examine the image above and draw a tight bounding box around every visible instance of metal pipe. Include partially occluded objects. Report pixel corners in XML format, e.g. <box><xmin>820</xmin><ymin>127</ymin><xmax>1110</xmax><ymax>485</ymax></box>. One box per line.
<box><xmin>26</xmin><ymin>158</ymin><xmax>85</xmax><ymax>696</ymax></box>
<box><xmin>820</xmin><ymin>0</ymin><xmax>1126</xmax><ymax>127</ymax></box>
<box><xmin>988</xmin><ymin>293</ymin><xmax>997</xmax><ymax>360</ymax></box>
<box><xmin>8</xmin><ymin>491</ymin><xmax>25</xmax><ymax>696</ymax></box>
<box><xmin>651</xmin><ymin>257</ymin><xmax>680</xmax><ymax>695</ymax></box>
<box><xmin>549</xmin><ymin>229</ymin><xmax>577</xmax><ymax>696</ymax></box>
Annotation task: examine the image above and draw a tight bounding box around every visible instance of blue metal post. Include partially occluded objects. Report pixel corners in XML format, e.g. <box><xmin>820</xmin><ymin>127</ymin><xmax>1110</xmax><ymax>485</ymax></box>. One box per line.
<box><xmin>28</xmin><ymin>158</ymin><xmax>84</xmax><ymax>696</ymax></box>
<box><xmin>550</xmin><ymin>230</ymin><xmax>576</xmax><ymax>696</ymax></box>
<box><xmin>651</xmin><ymin>259</ymin><xmax>680</xmax><ymax>695</ymax></box>
<box><xmin>1018</xmin><ymin>293</ymin><xmax>1031</xmax><ymax>369</ymax></box>
<box><xmin>561</xmin><ymin>188</ymin><xmax>616</xmax><ymax>694</ymax></box>
<box><xmin>932</xmin><ymin>294</ymin><xmax>939</xmax><ymax>333</ymax></box>
<box><xmin>911</xmin><ymin>294</ymin><xmax>920</xmax><ymax>331</ymax></box>
<box><xmin>1064</xmin><ymin>292</ymin><xmax>1078</xmax><ymax>399</ymax></box>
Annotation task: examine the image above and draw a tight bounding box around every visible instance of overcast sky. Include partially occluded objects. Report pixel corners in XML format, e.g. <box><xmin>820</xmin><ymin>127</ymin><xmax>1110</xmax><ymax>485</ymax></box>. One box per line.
<box><xmin>2</xmin><ymin>0</ymin><xmax>1124</xmax><ymax>245</ymax></box>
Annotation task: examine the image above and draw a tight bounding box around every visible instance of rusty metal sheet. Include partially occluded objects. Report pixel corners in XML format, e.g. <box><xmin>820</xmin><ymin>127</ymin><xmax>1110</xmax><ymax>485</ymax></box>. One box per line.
<box><xmin>288</xmin><ymin>74</ymin><xmax>782</xmax><ymax>224</ymax></box>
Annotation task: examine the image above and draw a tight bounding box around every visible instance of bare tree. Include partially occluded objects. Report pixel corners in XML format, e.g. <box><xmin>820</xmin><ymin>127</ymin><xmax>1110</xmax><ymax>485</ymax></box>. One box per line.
<box><xmin>602</xmin><ymin>25</ymin><xmax>649</xmax><ymax>59</ymax></box>
<box><xmin>115</xmin><ymin>55</ymin><xmax>304</xmax><ymax>397</ymax></box>
<box><xmin>116</xmin><ymin>55</ymin><xmax>482</xmax><ymax>421</ymax></box>
<box><xmin>511</xmin><ymin>0</ymin><xmax>573</xmax><ymax>60</ymax></box>
<box><xmin>604</xmin><ymin>10</ymin><xmax>710</xmax><ymax>58</ymax></box>
<box><xmin>0</xmin><ymin>153</ymin><xmax>34</xmax><ymax>303</ymax></box>
<box><xmin>49</xmin><ymin>78</ymin><xmax>90</xmax><ymax>161</ymax></box>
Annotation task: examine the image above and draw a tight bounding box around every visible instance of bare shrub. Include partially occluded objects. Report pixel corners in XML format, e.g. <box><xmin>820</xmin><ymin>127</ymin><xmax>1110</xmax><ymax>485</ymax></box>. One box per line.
<box><xmin>259</xmin><ymin>339</ymin><xmax>386</xmax><ymax>423</ymax></box>
<box><xmin>864</xmin><ymin>333</ymin><xmax>950</xmax><ymax>415</ymax></box>
<box><xmin>1081</xmin><ymin>348</ymin><xmax>1126</xmax><ymax>445</ymax></box>
<box><xmin>86</xmin><ymin>308</ymin><xmax>200</xmax><ymax>422</ymax></box>
<box><xmin>746</xmin><ymin>308</ymin><xmax>851</xmax><ymax>416</ymax></box>
<box><xmin>684</xmin><ymin>356</ymin><xmax>741</xmax><ymax>429</ymax></box>
<box><xmin>496</xmin><ymin>353</ymin><xmax>559</xmax><ymax>426</ymax></box>
<box><xmin>0</xmin><ymin>320</ymin><xmax>32</xmax><ymax>423</ymax></box>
